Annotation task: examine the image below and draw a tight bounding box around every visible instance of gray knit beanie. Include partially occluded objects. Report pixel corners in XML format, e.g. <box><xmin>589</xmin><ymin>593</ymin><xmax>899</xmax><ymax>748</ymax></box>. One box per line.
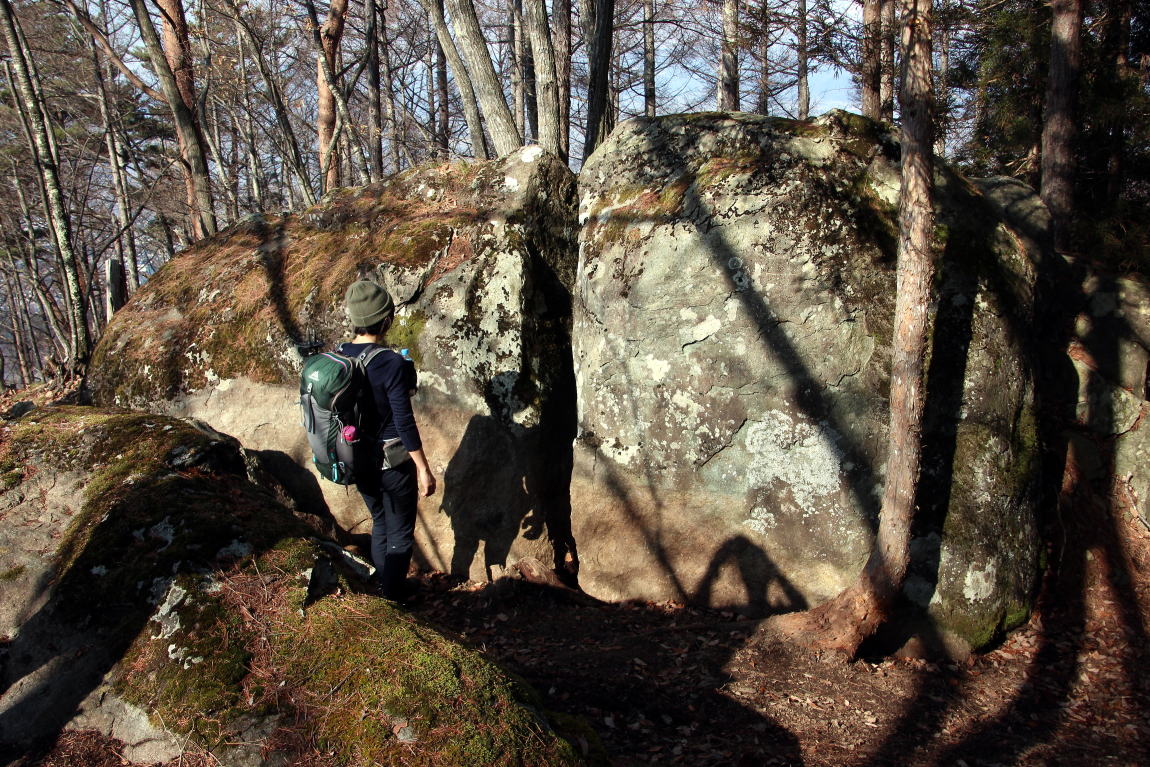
<box><xmin>345</xmin><ymin>280</ymin><xmax>394</xmax><ymax>327</ymax></box>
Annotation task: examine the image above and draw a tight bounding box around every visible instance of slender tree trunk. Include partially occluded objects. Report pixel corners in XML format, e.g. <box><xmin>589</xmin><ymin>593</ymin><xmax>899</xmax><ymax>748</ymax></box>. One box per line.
<box><xmin>421</xmin><ymin>0</ymin><xmax>490</xmax><ymax>159</ymax></box>
<box><xmin>1040</xmin><ymin>0</ymin><xmax>1083</xmax><ymax>254</ymax></box>
<box><xmin>0</xmin><ymin>0</ymin><xmax>91</xmax><ymax>369</ymax></box>
<box><xmin>129</xmin><ymin>0</ymin><xmax>217</xmax><ymax>239</ymax></box>
<box><xmin>797</xmin><ymin>0</ymin><xmax>810</xmax><ymax>119</ymax></box>
<box><xmin>719</xmin><ymin>0</ymin><xmax>739</xmax><ymax>110</ymax></box>
<box><xmin>316</xmin><ymin>0</ymin><xmax>349</xmax><ymax>192</ymax></box>
<box><xmin>511</xmin><ymin>0</ymin><xmax>525</xmax><ymax>138</ymax></box>
<box><xmin>643</xmin><ymin>0</ymin><xmax>655</xmax><ymax>118</ymax></box>
<box><xmin>757</xmin><ymin>31</ymin><xmax>769</xmax><ymax>114</ymax></box>
<box><xmin>366</xmin><ymin>0</ymin><xmax>384</xmax><ymax>179</ymax></box>
<box><xmin>225</xmin><ymin>0</ymin><xmax>316</xmax><ymax>204</ymax></box>
<box><xmin>554</xmin><ymin>0</ymin><xmax>571</xmax><ymax>159</ymax></box>
<box><xmin>861</xmin><ymin>0</ymin><xmax>882</xmax><ymax>120</ymax></box>
<box><xmin>426</xmin><ymin>15</ymin><xmax>439</xmax><ymax>157</ymax></box>
<box><xmin>523</xmin><ymin>0</ymin><xmax>561</xmax><ymax>155</ymax></box>
<box><xmin>90</xmin><ymin>37</ymin><xmax>141</xmax><ymax>289</ymax></box>
<box><xmin>379</xmin><ymin>0</ymin><xmax>404</xmax><ymax>170</ymax></box>
<box><xmin>1102</xmin><ymin>0</ymin><xmax>1130</xmax><ymax>207</ymax></box>
<box><xmin>446</xmin><ymin>0</ymin><xmax>522</xmax><ymax>155</ymax></box>
<box><xmin>582</xmin><ymin>0</ymin><xmax>615</xmax><ymax>161</ymax></box>
<box><xmin>880</xmin><ymin>0</ymin><xmax>896</xmax><ymax>121</ymax></box>
<box><xmin>935</xmin><ymin>24</ymin><xmax>950</xmax><ymax>155</ymax></box>
<box><xmin>771</xmin><ymin>0</ymin><xmax>935</xmax><ymax>658</ymax></box>
<box><xmin>436</xmin><ymin>28</ymin><xmax>450</xmax><ymax>156</ymax></box>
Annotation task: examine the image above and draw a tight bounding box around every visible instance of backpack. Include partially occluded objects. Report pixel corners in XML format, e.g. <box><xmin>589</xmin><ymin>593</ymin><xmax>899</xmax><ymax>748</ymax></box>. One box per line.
<box><xmin>299</xmin><ymin>345</ymin><xmax>386</xmax><ymax>485</ymax></box>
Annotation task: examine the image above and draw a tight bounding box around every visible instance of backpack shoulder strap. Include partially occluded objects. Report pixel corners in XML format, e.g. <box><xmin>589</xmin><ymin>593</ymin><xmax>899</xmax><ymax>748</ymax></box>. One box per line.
<box><xmin>356</xmin><ymin>344</ymin><xmax>389</xmax><ymax>369</ymax></box>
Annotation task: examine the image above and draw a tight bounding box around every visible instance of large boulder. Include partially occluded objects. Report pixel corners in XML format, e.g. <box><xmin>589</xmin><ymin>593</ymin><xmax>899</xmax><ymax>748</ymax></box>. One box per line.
<box><xmin>0</xmin><ymin>405</ymin><xmax>585</xmax><ymax>764</ymax></box>
<box><xmin>571</xmin><ymin>112</ymin><xmax>1042</xmax><ymax>649</ymax></box>
<box><xmin>89</xmin><ymin>148</ymin><xmax>578</xmax><ymax>581</ymax></box>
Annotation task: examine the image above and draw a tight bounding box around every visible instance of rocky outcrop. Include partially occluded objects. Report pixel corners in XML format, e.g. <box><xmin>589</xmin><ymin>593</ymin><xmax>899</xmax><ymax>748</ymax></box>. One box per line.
<box><xmin>87</xmin><ymin>113</ymin><xmax>1053</xmax><ymax>651</ymax></box>
<box><xmin>0</xmin><ymin>405</ymin><xmax>584</xmax><ymax>764</ymax></box>
<box><xmin>571</xmin><ymin>112</ymin><xmax>1042</xmax><ymax>649</ymax></box>
<box><xmin>88</xmin><ymin>147</ymin><xmax>579</xmax><ymax>581</ymax></box>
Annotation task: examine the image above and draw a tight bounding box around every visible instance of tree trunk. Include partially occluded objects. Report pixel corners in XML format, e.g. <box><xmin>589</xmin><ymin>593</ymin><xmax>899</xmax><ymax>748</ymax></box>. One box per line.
<box><xmin>718</xmin><ymin>0</ymin><xmax>740</xmax><ymax>110</ymax></box>
<box><xmin>89</xmin><ymin>37</ymin><xmax>141</xmax><ymax>289</ymax></box>
<box><xmin>446</xmin><ymin>0</ymin><xmax>522</xmax><ymax>155</ymax></box>
<box><xmin>523</xmin><ymin>0</ymin><xmax>561</xmax><ymax>155</ymax></box>
<box><xmin>796</xmin><ymin>0</ymin><xmax>810</xmax><ymax>120</ymax></box>
<box><xmin>511</xmin><ymin>0</ymin><xmax>525</xmax><ymax>138</ymax></box>
<box><xmin>129</xmin><ymin>0</ymin><xmax>217</xmax><ymax>239</ymax></box>
<box><xmin>554</xmin><ymin>0</ymin><xmax>571</xmax><ymax>159</ymax></box>
<box><xmin>582</xmin><ymin>0</ymin><xmax>615</xmax><ymax>161</ymax></box>
<box><xmin>421</xmin><ymin>0</ymin><xmax>490</xmax><ymax>160</ymax></box>
<box><xmin>436</xmin><ymin>27</ymin><xmax>450</xmax><ymax>156</ymax></box>
<box><xmin>861</xmin><ymin>0</ymin><xmax>882</xmax><ymax>120</ymax></box>
<box><xmin>771</xmin><ymin>0</ymin><xmax>935</xmax><ymax>658</ymax></box>
<box><xmin>880</xmin><ymin>0</ymin><xmax>896</xmax><ymax>121</ymax></box>
<box><xmin>379</xmin><ymin>0</ymin><xmax>404</xmax><ymax>170</ymax></box>
<box><xmin>366</xmin><ymin>0</ymin><xmax>384</xmax><ymax>179</ymax></box>
<box><xmin>1040</xmin><ymin>0</ymin><xmax>1083</xmax><ymax>254</ymax></box>
<box><xmin>316</xmin><ymin>0</ymin><xmax>349</xmax><ymax>192</ymax></box>
<box><xmin>225</xmin><ymin>0</ymin><xmax>316</xmax><ymax>204</ymax></box>
<box><xmin>643</xmin><ymin>0</ymin><xmax>655</xmax><ymax>118</ymax></box>
<box><xmin>0</xmin><ymin>0</ymin><xmax>91</xmax><ymax>370</ymax></box>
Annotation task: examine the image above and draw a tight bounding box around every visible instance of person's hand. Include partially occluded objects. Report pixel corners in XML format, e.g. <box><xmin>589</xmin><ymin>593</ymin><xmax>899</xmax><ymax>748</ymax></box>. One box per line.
<box><xmin>418</xmin><ymin>466</ymin><xmax>437</xmax><ymax>498</ymax></box>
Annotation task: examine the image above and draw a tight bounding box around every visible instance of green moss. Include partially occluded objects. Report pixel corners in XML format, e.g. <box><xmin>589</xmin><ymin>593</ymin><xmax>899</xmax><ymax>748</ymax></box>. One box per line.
<box><xmin>387</xmin><ymin>310</ymin><xmax>428</xmax><ymax>367</ymax></box>
<box><xmin>1002</xmin><ymin>600</ymin><xmax>1031</xmax><ymax>632</ymax></box>
<box><xmin>0</xmin><ymin>565</ymin><xmax>25</xmax><ymax>581</ymax></box>
<box><xmin>272</xmin><ymin>593</ymin><xmax>581</xmax><ymax>766</ymax></box>
<box><xmin>119</xmin><ymin>581</ymin><xmax>254</xmax><ymax>745</ymax></box>
<box><xmin>1</xmin><ymin>470</ymin><xmax>22</xmax><ymax>490</ymax></box>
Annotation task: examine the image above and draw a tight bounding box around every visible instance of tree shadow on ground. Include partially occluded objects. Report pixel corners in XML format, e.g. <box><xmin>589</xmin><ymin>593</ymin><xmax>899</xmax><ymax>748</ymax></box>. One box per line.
<box><xmin>410</xmin><ymin>539</ymin><xmax>806</xmax><ymax>766</ymax></box>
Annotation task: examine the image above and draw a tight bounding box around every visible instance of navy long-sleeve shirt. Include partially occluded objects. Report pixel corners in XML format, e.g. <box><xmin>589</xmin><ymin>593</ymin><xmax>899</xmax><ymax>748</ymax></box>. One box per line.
<box><xmin>339</xmin><ymin>342</ymin><xmax>423</xmax><ymax>452</ymax></box>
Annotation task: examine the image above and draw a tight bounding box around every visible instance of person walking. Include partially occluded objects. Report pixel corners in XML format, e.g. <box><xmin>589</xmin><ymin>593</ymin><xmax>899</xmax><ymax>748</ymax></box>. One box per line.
<box><xmin>340</xmin><ymin>280</ymin><xmax>436</xmax><ymax>601</ymax></box>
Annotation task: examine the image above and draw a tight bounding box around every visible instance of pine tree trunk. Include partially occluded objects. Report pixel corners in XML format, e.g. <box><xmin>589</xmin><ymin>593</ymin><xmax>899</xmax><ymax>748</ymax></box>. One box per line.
<box><xmin>880</xmin><ymin>0</ymin><xmax>896</xmax><ymax>121</ymax></box>
<box><xmin>861</xmin><ymin>0</ymin><xmax>882</xmax><ymax>120</ymax></box>
<box><xmin>1040</xmin><ymin>0</ymin><xmax>1083</xmax><ymax>254</ymax></box>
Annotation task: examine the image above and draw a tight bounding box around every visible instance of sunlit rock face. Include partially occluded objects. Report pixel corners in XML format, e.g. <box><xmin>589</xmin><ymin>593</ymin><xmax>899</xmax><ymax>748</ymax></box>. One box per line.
<box><xmin>571</xmin><ymin>111</ymin><xmax>1043</xmax><ymax>649</ymax></box>
<box><xmin>89</xmin><ymin>147</ymin><xmax>579</xmax><ymax>580</ymax></box>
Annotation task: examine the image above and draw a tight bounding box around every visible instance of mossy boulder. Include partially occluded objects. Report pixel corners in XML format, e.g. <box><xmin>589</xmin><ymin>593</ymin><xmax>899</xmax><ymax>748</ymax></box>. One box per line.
<box><xmin>571</xmin><ymin>111</ymin><xmax>1042</xmax><ymax>651</ymax></box>
<box><xmin>0</xmin><ymin>405</ymin><xmax>585</xmax><ymax>765</ymax></box>
<box><xmin>88</xmin><ymin>148</ymin><xmax>579</xmax><ymax>580</ymax></box>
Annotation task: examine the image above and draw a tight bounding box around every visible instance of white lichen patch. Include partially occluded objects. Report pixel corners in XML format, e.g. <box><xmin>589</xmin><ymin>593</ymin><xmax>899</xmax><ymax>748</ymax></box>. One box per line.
<box><xmin>743</xmin><ymin>506</ymin><xmax>778</xmax><ymax>534</ymax></box>
<box><xmin>739</xmin><ymin>411</ymin><xmax>845</xmax><ymax>510</ymax></box>
<box><xmin>963</xmin><ymin>560</ymin><xmax>998</xmax><ymax>602</ymax></box>
<box><xmin>151</xmin><ymin>583</ymin><xmax>188</xmax><ymax>640</ymax></box>
<box><xmin>149</xmin><ymin>518</ymin><xmax>175</xmax><ymax>549</ymax></box>
<box><xmin>644</xmin><ymin>355</ymin><xmax>671</xmax><ymax>382</ymax></box>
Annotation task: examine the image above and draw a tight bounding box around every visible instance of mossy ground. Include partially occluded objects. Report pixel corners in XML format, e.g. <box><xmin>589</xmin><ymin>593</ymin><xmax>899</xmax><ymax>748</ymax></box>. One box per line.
<box><xmin>2</xmin><ymin>405</ymin><xmax>586</xmax><ymax>765</ymax></box>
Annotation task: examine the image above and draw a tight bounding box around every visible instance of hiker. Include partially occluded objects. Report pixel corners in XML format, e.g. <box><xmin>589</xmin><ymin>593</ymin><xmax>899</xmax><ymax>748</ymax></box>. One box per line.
<box><xmin>340</xmin><ymin>280</ymin><xmax>437</xmax><ymax>600</ymax></box>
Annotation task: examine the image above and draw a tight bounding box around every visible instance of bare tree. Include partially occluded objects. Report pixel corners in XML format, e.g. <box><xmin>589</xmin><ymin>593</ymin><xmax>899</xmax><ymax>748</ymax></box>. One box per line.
<box><xmin>446</xmin><ymin>0</ymin><xmax>522</xmax><ymax>155</ymax></box>
<box><xmin>0</xmin><ymin>0</ymin><xmax>91</xmax><ymax>370</ymax></box>
<box><xmin>718</xmin><ymin>0</ymin><xmax>739</xmax><ymax>110</ymax></box>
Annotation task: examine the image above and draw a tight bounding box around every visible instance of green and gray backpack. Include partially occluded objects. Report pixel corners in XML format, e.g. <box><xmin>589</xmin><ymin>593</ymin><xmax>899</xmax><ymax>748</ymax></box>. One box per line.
<box><xmin>299</xmin><ymin>345</ymin><xmax>385</xmax><ymax>485</ymax></box>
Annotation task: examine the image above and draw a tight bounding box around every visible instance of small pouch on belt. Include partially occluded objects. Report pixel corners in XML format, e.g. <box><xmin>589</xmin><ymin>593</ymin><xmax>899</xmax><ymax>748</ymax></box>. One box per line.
<box><xmin>381</xmin><ymin>438</ymin><xmax>411</xmax><ymax>470</ymax></box>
